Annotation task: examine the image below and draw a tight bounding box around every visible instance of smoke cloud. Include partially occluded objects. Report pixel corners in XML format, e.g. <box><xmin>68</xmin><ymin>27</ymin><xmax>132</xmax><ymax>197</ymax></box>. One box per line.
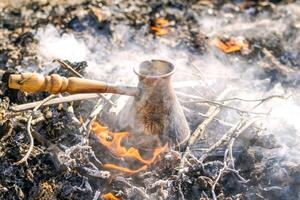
<box><xmin>35</xmin><ymin>2</ymin><xmax>300</xmax><ymax>166</ymax></box>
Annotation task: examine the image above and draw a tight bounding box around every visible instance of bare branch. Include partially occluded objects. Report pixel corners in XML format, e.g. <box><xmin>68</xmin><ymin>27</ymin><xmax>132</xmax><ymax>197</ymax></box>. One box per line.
<box><xmin>199</xmin><ymin>117</ymin><xmax>259</xmax><ymax>162</ymax></box>
<box><xmin>14</xmin><ymin>94</ymin><xmax>57</xmax><ymax>165</ymax></box>
<box><xmin>178</xmin><ymin>88</ymin><xmax>233</xmax><ymax>171</ymax></box>
<box><xmin>10</xmin><ymin>93</ymin><xmax>102</xmax><ymax>112</ymax></box>
<box><xmin>262</xmin><ymin>48</ymin><xmax>296</xmax><ymax>74</ymax></box>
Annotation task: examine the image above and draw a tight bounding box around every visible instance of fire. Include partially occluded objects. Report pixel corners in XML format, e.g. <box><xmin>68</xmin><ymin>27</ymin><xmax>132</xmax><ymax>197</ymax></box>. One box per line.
<box><xmin>210</xmin><ymin>37</ymin><xmax>249</xmax><ymax>53</ymax></box>
<box><xmin>150</xmin><ymin>18</ymin><xmax>170</xmax><ymax>36</ymax></box>
<box><xmin>91</xmin><ymin>122</ymin><xmax>168</xmax><ymax>174</ymax></box>
<box><xmin>103</xmin><ymin>164</ymin><xmax>147</xmax><ymax>174</ymax></box>
<box><xmin>101</xmin><ymin>193</ymin><xmax>121</xmax><ymax>200</ymax></box>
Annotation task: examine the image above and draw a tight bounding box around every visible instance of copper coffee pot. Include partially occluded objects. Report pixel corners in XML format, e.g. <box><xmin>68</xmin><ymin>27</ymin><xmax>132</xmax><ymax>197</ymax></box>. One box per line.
<box><xmin>8</xmin><ymin>60</ymin><xmax>190</xmax><ymax>149</ymax></box>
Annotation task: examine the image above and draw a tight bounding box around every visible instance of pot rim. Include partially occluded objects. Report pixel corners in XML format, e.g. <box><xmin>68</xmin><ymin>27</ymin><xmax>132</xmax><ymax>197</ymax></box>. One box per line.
<box><xmin>134</xmin><ymin>59</ymin><xmax>175</xmax><ymax>79</ymax></box>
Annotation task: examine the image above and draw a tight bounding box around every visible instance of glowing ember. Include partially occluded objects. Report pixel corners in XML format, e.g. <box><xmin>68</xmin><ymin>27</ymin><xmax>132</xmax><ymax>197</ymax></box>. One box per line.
<box><xmin>210</xmin><ymin>37</ymin><xmax>249</xmax><ymax>53</ymax></box>
<box><xmin>101</xmin><ymin>193</ymin><xmax>121</xmax><ymax>200</ymax></box>
<box><xmin>91</xmin><ymin>122</ymin><xmax>168</xmax><ymax>174</ymax></box>
<box><xmin>150</xmin><ymin>18</ymin><xmax>170</xmax><ymax>36</ymax></box>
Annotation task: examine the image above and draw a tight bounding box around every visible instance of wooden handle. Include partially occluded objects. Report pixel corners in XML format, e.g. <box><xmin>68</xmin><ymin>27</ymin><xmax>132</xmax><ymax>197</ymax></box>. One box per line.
<box><xmin>8</xmin><ymin>73</ymin><xmax>108</xmax><ymax>94</ymax></box>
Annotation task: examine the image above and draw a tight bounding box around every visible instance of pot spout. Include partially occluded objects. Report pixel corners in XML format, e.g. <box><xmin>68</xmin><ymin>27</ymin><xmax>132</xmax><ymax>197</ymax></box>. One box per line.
<box><xmin>8</xmin><ymin>73</ymin><xmax>140</xmax><ymax>97</ymax></box>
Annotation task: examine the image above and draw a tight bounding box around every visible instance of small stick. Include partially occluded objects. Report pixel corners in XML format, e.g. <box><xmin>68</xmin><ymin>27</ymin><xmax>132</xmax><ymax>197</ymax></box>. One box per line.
<box><xmin>197</xmin><ymin>112</ymin><xmax>235</xmax><ymax>127</ymax></box>
<box><xmin>178</xmin><ymin>88</ymin><xmax>232</xmax><ymax>171</ymax></box>
<box><xmin>178</xmin><ymin>91</ymin><xmax>286</xmax><ymax>103</ymax></box>
<box><xmin>81</xmin><ymin>97</ymin><xmax>105</xmax><ymax>144</ymax></box>
<box><xmin>210</xmin><ymin>150</ymin><xmax>248</xmax><ymax>200</ymax></box>
<box><xmin>180</xmin><ymin>98</ymin><xmax>269</xmax><ymax>115</ymax></box>
<box><xmin>208</xmin><ymin>19</ymin><xmax>276</xmax><ymax>37</ymax></box>
<box><xmin>182</xmin><ymin>106</ymin><xmax>236</xmax><ymax>128</ymax></box>
<box><xmin>220</xmin><ymin>94</ymin><xmax>286</xmax><ymax>102</ymax></box>
<box><xmin>178</xmin><ymin>182</ymin><xmax>185</xmax><ymax>200</ymax></box>
<box><xmin>10</xmin><ymin>93</ymin><xmax>101</xmax><ymax>112</ymax></box>
<box><xmin>211</xmin><ymin>149</ymin><xmax>229</xmax><ymax>200</ymax></box>
<box><xmin>54</xmin><ymin>60</ymin><xmax>108</xmax><ymax>128</ymax></box>
<box><xmin>67</xmin><ymin>103</ymin><xmax>81</xmax><ymax>125</ymax></box>
<box><xmin>262</xmin><ymin>48</ymin><xmax>296</xmax><ymax>74</ymax></box>
<box><xmin>199</xmin><ymin>117</ymin><xmax>258</xmax><ymax>162</ymax></box>
<box><xmin>53</xmin><ymin>59</ymin><xmax>114</xmax><ymax>105</ymax></box>
<box><xmin>53</xmin><ymin>59</ymin><xmax>84</xmax><ymax>78</ymax></box>
<box><xmin>83</xmin><ymin>98</ymin><xmax>104</xmax><ymax>128</ymax></box>
<box><xmin>188</xmin><ymin>88</ymin><xmax>233</xmax><ymax>146</ymax></box>
<box><xmin>179</xmin><ymin>93</ymin><xmax>287</xmax><ymax>115</ymax></box>
<box><xmin>211</xmin><ymin>129</ymin><xmax>251</xmax><ymax>200</ymax></box>
<box><xmin>92</xmin><ymin>191</ymin><xmax>101</xmax><ymax>200</ymax></box>
<box><xmin>14</xmin><ymin>94</ymin><xmax>57</xmax><ymax>165</ymax></box>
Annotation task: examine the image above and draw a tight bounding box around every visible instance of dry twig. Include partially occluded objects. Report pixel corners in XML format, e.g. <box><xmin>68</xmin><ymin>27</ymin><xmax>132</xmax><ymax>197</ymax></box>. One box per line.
<box><xmin>81</xmin><ymin>97</ymin><xmax>105</xmax><ymax>144</ymax></box>
<box><xmin>54</xmin><ymin>58</ymin><xmax>114</xmax><ymax>105</ymax></box>
<box><xmin>179</xmin><ymin>88</ymin><xmax>233</xmax><ymax>170</ymax></box>
<box><xmin>92</xmin><ymin>190</ymin><xmax>101</xmax><ymax>200</ymax></box>
<box><xmin>66</xmin><ymin>102</ymin><xmax>81</xmax><ymax>125</ymax></box>
<box><xmin>199</xmin><ymin>117</ymin><xmax>259</xmax><ymax>162</ymax></box>
<box><xmin>10</xmin><ymin>93</ymin><xmax>101</xmax><ymax>112</ymax></box>
<box><xmin>262</xmin><ymin>48</ymin><xmax>296</xmax><ymax>74</ymax></box>
<box><xmin>14</xmin><ymin>94</ymin><xmax>57</xmax><ymax>165</ymax></box>
<box><xmin>220</xmin><ymin>94</ymin><xmax>286</xmax><ymax>103</ymax></box>
<box><xmin>211</xmin><ymin>142</ymin><xmax>250</xmax><ymax>200</ymax></box>
<box><xmin>180</xmin><ymin>98</ymin><xmax>268</xmax><ymax>115</ymax></box>
<box><xmin>211</xmin><ymin>150</ymin><xmax>228</xmax><ymax>200</ymax></box>
<box><xmin>53</xmin><ymin>59</ymin><xmax>84</xmax><ymax>78</ymax></box>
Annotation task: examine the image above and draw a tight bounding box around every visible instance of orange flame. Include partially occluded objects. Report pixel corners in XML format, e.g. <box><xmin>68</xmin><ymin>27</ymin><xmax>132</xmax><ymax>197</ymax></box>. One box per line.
<box><xmin>91</xmin><ymin>122</ymin><xmax>168</xmax><ymax>174</ymax></box>
<box><xmin>103</xmin><ymin>164</ymin><xmax>147</xmax><ymax>174</ymax></box>
<box><xmin>101</xmin><ymin>193</ymin><xmax>121</xmax><ymax>200</ymax></box>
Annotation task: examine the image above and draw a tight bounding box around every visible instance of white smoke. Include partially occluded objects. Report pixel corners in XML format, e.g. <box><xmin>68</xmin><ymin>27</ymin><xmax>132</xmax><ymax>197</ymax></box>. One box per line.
<box><xmin>34</xmin><ymin>3</ymin><xmax>300</xmax><ymax>165</ymax></box>
<box><xmin>36</xmin><ymin>25</ymin><xmax>90</xmax><ymax>62</ymax></box>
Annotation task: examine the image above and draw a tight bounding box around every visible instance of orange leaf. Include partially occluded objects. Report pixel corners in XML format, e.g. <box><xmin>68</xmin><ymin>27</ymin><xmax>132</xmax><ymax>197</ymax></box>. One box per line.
<box><xmin>211</xmin><ymin>37</ymin><xmax>248</xmax><ymax>53</ymax></box>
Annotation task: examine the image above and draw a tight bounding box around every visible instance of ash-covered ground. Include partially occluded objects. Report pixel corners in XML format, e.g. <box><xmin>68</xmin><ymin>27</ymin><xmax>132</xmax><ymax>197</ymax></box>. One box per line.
<box><xmin>1</xmin><ymin>1</ymin><xmax>300</xmax><ymax>200</ymax></box>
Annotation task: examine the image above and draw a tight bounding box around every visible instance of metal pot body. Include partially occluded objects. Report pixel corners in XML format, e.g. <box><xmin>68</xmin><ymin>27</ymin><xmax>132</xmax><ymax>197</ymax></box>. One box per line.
<box><xmin>118</xmin><ymin>60</ymin><xmax>190</xmax><ymax>149</ymax></box>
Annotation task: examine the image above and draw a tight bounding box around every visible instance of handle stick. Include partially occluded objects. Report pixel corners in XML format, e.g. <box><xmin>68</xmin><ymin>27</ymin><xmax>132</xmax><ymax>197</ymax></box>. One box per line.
<box><xmin>8</xmin><ymin>73</ymin><xmax>139</xmax><ymax>96</ymax></box>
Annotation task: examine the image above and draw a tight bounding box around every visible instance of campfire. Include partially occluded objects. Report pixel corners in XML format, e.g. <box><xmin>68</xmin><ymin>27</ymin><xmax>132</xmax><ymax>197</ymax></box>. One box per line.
<box><xmin>1</xmin><ymin>1</ymin><xmax>300</xmax><ymax>200</ymax></box>
<box><xmin>91</xmin><ymin>122</ymin><xmax>168</xmax><ymax>174</ymax></box>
